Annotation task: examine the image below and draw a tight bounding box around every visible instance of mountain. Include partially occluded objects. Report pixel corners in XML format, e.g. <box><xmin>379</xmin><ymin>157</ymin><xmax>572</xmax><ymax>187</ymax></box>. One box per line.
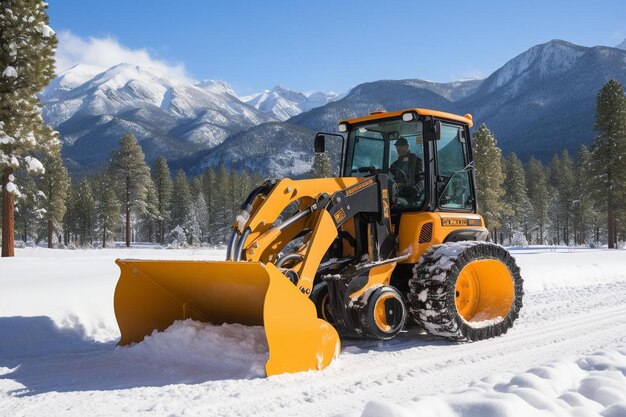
<box><xmin>458</xmin><ymin>40</ymin><xmax>626</xmax><ymax>160</ymax></box>
<box><xmin>182</xmin><ymin>122</ymin><xmax>318</xmax><ymax>177</ymax></box>
<box><xmin>289</xmin><ymin>40</ymin><xmax>626</xmax><ymax>162</ymax></box>
<box><xmin>45</xmin><ymin>39</ymin><xmax>626</xmax><ymax>178</ymax></box>
<box><xmin>41</xmin><ymin>64</ymin><xmax>276</xmax><ymax>175</ymax></box>
<box><xmin>287</xmin><ymin>78</ymin><xmax>481</xmax><ymax>133</ymax></box>
<box><xmin>616</xmin><ymin>38</ymin><xmax>626</xmax><ymax>50</ymax></box>
<box><xmin>242</xmin><ymin>85</ymin><xmax>340</xmax><ymax>121</ymax></box>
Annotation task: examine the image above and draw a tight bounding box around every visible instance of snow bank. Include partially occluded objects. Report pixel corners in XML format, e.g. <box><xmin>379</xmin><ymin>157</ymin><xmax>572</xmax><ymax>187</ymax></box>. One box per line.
<box><xmin>510</xmin><ymin>247</ymin><xmax>626</xmax><ymax>293</ymax></box>
<box><xmin>0</xmin><ymin>247</ymin><xmax>226</xmax><ymax>342</ymax></box>
<box><xmin>345</xmin><ymin>348</ymin><xmax>626</xmax><ymax>417</ymax></box>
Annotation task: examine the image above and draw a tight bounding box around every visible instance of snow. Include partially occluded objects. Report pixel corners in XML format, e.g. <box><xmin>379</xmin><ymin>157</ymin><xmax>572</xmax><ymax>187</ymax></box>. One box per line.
<box><xmin>4</xmin><ymin>181</ymin><xmax>20</xmax><ymax>197</ymax></box>
<box><xmin>24</xmin><ymin>156</ymin><xmax>44</xmax><ymax>174</ymax></box>
<box><xmin>40</xmin><ymin>63</ymin><xmax>276</xmax><ymax>153</ymax></box>
<box><xmin>2</xmin><ymin>66</ymin><xmax>17</xmax><ymax>78</ymax></box>
<box><xmin>243</xmin><ymin>85</ymin><xmax>340</xmax><ymax>121</ymax></box>
<box><xmin>1</xmin><ymin>246</ymin><xmax>625</xmax><ymax>416</ymax></box>
<box><xmin>38</xmin><ymin>24</ymin><xmax>55</xmax><ymax>38</ymax></box>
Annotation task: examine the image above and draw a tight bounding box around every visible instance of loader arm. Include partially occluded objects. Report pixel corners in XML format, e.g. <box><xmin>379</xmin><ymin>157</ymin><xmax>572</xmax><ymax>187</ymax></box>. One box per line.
<box><xmin>228</xmin><ymin>175</ymin><xmax>397</xmax><ymax>294</ymax></box>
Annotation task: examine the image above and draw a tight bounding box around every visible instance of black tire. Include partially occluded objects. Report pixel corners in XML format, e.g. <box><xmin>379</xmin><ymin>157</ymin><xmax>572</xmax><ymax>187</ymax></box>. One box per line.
<box><xmin>407</xmin><ymin>241</ymin><xmax>523</xmax><ymax>341</ymax></box>
<box><xmin>359</xmin><ymin>286</ymin><xmax>407</xmax><ymax>340</ymax></box>
<box><xmin>310</xmin><ymin>282</ymin><xmax>334</xmax><ymax>324</ymax></box>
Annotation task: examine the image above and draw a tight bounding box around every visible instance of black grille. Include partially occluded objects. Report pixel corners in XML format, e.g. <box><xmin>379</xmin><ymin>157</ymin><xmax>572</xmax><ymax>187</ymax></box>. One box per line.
<box><xmin>419</xmin><ymin>222</ymin><xmax>433</xmax><ymax>243</ymax></box>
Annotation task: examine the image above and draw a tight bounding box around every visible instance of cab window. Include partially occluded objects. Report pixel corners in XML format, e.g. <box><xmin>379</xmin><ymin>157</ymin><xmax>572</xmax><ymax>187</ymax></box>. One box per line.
<box><xmin>437</xmin><ymin>125</ymin><xmax>472</xmax><ymax>210</ymax></box>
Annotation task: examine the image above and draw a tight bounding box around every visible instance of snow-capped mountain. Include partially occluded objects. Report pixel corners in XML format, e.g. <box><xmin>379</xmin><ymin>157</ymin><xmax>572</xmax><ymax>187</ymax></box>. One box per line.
<box><xmin>288</xmin><ymin>78</ymin><xmax>481</xmax><ymax>133</ymax></box>
<box><xmin>289</xmin><ymin>40</ymin><xmax>626</xmax><ymax>164</ymax></box>
<box><xmin>460</xmin><ymin>40</ymin><xmax>626</xmax><ymax>160</ymax></box>
<box><xmin>43</xmin><ymin>39</ymin><xmax>626</xmax><ymax>178</ymax></box>
<box><xmin>616</xmin><ymin>38</ymin><xmax>626</xmax><ymax>50</ymax></box>
<box><xmin>242</xmin><ymin>85</ymin><xmax>340</xmax><ymax>121</ymax></box>
<box><xmin>41</xmin><ymin>64</ymin><xmax>276</xmax><ymax>175</ymax></box>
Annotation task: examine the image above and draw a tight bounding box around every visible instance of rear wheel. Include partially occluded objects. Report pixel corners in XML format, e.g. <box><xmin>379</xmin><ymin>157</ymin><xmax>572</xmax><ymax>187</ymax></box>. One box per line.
<box><xmin>408</xmin><ymin>241</ymin><xmax>523</xmax><ymax>341</ymax></box>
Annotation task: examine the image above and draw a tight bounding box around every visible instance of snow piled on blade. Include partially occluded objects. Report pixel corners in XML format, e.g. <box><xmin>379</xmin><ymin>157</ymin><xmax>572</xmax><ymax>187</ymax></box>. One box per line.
<box><xmin>347</xmin><ymin>348</ymin><xmax>626</xmax><ymax>417</ymax></box>
<box><xmin>122</xmin><ymin>319</ymin><xmax>268</xmax><ymax>379</ymax></box>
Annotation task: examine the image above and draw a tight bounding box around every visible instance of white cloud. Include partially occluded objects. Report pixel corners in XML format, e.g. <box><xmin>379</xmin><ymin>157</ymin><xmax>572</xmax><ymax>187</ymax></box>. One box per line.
<box><xmin>55</xmin><ymin>30</ymin><xmax>194</xmax><ymax>82</ymax></box>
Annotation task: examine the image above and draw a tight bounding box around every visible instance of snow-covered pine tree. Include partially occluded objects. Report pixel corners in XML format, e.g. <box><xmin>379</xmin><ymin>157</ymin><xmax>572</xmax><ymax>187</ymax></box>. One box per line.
<box><xmin>108</xmin><ymin>133</ymin><xmax>151</xmax><ymax>247</ymax></box>
<box><xmin>310</xmin><ymin>153</ymin><xmax>332</xmax><ymax>178</ymax></box>
<box><xmin>590</xmin><ymin>80</ymin><xmax>626</xmax><ymax>249</ymax></box>
<box><xmin>152</xmin><ymin>156</ymin><xmax>173</xmax><ymax>244</ymax></box>
<box><xmin>170</xmin><ymin>169</ymin><xmax>191</xmax><ymax>230</ymax></box>
<box><xmin>39</xmin><ymin>148</ymin><xmax>69</xmax><ymax>248</ymax></box>
<box><xmin>184</xmin><ymin>193</ymin><xmax>206</xmax><ymax>246</ymax></box>
<box><xmin>525</xmin><ymin>157</ymin><xmax>550</xmax><ymax>244</ymax></box>
<box><xmin>138</xmin><ymin>180</ymin><xmax>159</xmax><ymax>242</ymax></box>
<box><xmin>502</xmin><ymin>153</ymin><xmax>532</xmax><ymax>244</ymax></box>
<box><xmin>14</xmin><ymin>176</ymin><xmax>44</xmax><ymax>244</ymax></box>
<box><xmin>190</xmin><ymin>177</ymin><xmax>203</xmax><ymax>197</ymax></box>
<box><xmin>471</xmin><ymin>124</ymin><xmax>510</xmax><ymax>242</ymax></box>
<box><xmin>93</xmin><ymin>175</ymin><xmax>120</xmax><ymax>248</ymax></box>
<box><xmin>0</xmin><ymin>0</ymin><xmax>57</xmax><ymax>256</ymax></box>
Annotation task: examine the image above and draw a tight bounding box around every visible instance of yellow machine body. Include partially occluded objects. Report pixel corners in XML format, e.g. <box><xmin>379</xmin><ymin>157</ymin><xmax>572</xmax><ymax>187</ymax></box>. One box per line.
<box><xmin>113</xmin><ymin>108</ymin><xmax>521</xmax><ymax>377</ymax></box>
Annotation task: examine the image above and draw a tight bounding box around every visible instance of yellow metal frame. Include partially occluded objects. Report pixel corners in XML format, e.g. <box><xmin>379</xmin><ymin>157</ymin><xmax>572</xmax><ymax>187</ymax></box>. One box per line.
<box><xmin>397</xmin><ymin>212</ymin><xmax>486</xmax><ymax>263</ymax></box>
<box><xmin>340</xmin><ymin>108</ymin><xmax>473</xmax><ymax>127</ymax></box>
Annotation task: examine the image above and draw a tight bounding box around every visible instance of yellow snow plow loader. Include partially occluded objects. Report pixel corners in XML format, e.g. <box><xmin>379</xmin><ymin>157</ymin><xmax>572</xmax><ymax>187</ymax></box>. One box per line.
<box><xmin>114</xmin><ymin>108</ymin><xmax>524</xmax><ymax>377</ymax></box>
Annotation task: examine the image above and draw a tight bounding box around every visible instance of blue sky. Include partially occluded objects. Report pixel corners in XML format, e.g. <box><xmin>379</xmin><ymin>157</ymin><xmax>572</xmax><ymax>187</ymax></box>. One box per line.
<box><xmin>48</xmin><ymin>0</ymin><xmax>626</xmax><ymax>95</ymax></box>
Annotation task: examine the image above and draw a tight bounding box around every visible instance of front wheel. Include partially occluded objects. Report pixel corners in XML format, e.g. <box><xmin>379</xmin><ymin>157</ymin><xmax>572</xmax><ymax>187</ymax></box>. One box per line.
<box><xmin>408</xmin><ymin>241</ymin><xmax>523</xmax><ymax>341</ymax></box>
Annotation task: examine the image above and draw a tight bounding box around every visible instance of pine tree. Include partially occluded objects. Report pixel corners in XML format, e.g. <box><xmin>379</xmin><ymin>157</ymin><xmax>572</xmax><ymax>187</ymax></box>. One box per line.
<box><xmin>108</xmin><ymin>133</ymin><xmax>152</xmax><ymax>247</ymax></box>
<box><xmin>184</xmin><ymin>193</ymin><xmax>207</xmax><ymax>246</ymax></box>
<box><xmin>214</xmin><ymin>165</ymin><xmax>229</xmax><ymax>231</ymax></box>
<box><xmin>310</xmin><ymin>153</ymin><xmax>332</xmax><ymax>178</ymax></box>
<box><xmin>590</xmin><ymin>80</ymin><xmax>626</xmax><ymax>248</ymax></box>
<box><xmin>152</xmin><ymin>156</ymin><xmax>173</xmax><ymax>244</ymax></box>
<box><xmin>525</xmin><ymin>157</ymin><xmax>550</xmax><ymax>244</ymax></box>
<box><xmin>170</xmin><ymin>170</ymin><xmax>191</xmax><ymax>229</ymax></box>
<box><xmin>137</xmin><ymin>180</ymin><xmax>159</xmax><ymax>242</ymax></box>
<box><xmin>502</xmin><ymin>153</ymin><xmax>532</xmax><ymax>244</ymax></box>
<box><xmin>190</xmin><ymin>176</ymin><xmax>203</xmax><ymax>197</ymax></box>
<box><xmin>14</xmin><ymin>176</ymin><xmax>44</xmax><ymax>243</ymax></box>
<box><xmin>93</xmin><ymin>175</ymin><xmax>120</xmax><ymax>248</ymax></box>
<box><xmin>558</xmin><ymin>150</ymin><xmax>576</xmax><ymax>244</ymax></box>
<box><xmin>471</xmin><ymin>124</ymin><xmax>510</xmax><ymax>242</ymax></box>
<box><xmin>202</xmin><ymin>167</ymin><xmax>216</xmax><ymax>240</ymax></box>
<box><xmin>574</xmin><ymin>145</ymin><xmax>595</xmax><ymax>245</ymax></box>
<box><xmin>71</xmin><ymin>178</ymin><xmax>95</xmax><ymax>246</ymax></box>
<box><xmin>0</xmin><ymin>0</ymin><xmax>57</xmax><ymax>257</ymax></box>
<box><xmin>39</xmin><ymin>148</ymin><xmax>69</xmax><ymax>248</ymax></box>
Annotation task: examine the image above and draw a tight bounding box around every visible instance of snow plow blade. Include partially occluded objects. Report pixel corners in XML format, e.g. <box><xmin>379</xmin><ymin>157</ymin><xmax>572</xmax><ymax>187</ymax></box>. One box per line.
<box><xmin>114</xmin><ymin>259</ymin><xmax>340</xmax><ymax>376</ymax></box>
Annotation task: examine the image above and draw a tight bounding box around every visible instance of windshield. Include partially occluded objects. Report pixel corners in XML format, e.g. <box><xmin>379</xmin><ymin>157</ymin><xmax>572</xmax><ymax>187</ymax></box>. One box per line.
<box><xmin>346</xmin><ymin>119</ymin><xmax>424</xmax><ymax>210</ymax></box>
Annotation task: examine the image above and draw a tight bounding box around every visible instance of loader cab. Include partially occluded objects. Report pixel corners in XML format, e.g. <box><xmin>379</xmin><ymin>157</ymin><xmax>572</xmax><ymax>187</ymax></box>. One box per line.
<box><xmin>338</xmin><ymin>109</ymin><xmax>477</xmax><ymax>214</ymax></box>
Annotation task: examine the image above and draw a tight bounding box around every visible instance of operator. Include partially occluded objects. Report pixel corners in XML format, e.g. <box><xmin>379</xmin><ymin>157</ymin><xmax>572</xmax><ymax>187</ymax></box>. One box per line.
<box><xmin>389</xmin><ymin>137</ymin><xmax>424</xmax><ymax>203</ymax></box>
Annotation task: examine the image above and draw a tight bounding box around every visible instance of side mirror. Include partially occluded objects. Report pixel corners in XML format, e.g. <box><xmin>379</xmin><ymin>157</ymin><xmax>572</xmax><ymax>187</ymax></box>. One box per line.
<box><xmin>314</xmin><ymin>134</ymin><xmax>326</xmax><ymax>153</ymax></box>
<box><xmin>424</xmin><ymin>119</ymin><xmax>442</xmax><ymax>141</ymax></box>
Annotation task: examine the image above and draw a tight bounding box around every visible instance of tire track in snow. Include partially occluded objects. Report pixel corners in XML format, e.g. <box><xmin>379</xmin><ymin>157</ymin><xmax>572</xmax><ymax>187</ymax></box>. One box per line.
<box><xmin>193</xmin><ymin>281</ymin><xmax>626</xmax><ymax>417</ymax></box>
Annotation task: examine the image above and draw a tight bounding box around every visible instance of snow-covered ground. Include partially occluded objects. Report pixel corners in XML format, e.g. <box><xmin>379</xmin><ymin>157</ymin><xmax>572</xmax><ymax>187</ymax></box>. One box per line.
<box><xmin>1</xmin><ymin>247</ymin><xmax>625</xmax><ymax>416</ymax></box>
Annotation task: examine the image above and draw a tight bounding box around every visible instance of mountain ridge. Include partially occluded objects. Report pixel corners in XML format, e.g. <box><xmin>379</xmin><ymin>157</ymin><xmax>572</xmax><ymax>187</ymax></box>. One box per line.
<box><xmin>41</xmin><ymin>39</ymin><xmax>626</xmax><ymax>178</ymax></box>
